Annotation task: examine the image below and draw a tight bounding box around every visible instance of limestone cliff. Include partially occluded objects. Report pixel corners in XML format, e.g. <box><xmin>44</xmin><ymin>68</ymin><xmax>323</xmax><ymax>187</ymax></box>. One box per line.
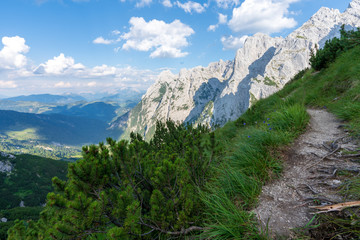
<box><xmin>122</xmin><ymin>0</ymin><xmax>360</xmax><ymax>140</ymax></box>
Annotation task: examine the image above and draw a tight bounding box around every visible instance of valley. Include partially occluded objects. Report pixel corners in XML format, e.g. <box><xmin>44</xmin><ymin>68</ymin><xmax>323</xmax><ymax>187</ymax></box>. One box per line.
<box><xmin>0</xmin><ymin>91</ymin><xmax>142</xmax><ymax>160</ymax></box>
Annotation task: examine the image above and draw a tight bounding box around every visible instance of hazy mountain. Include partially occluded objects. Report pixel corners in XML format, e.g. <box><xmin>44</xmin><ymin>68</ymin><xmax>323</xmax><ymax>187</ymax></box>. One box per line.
<box><xmin>4</xmin><ymin>94</ymin><xmax>86</xmax><ymax>104</ymax></box>
<box><xmin>0</xmin><ymin>110</ymin><xmax>122</xmax><ymax>146</ymax></box>
<box><xmin>43</xmin><ymin>102</ymin><xmax>120</xmax><ymax>123</ymax></box>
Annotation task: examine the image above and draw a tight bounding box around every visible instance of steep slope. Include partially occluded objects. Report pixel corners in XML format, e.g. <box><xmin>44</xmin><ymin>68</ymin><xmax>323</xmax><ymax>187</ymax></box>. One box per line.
<box><xmin>123</xmin><ymin>0</ymin><xmax>360</xmax><ymax>140</ymax></box>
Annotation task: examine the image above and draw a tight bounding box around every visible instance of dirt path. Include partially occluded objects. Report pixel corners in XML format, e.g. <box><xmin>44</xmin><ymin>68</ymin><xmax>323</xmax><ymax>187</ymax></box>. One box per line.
<box><xmin>253</xmin><ymin>109</ymin><xmax>360</xmax><ymax>239</ymax></box>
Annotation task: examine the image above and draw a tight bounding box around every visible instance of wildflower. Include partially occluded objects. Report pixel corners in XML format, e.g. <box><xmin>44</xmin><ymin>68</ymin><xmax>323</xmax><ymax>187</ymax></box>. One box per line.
<box><xmin>263</xmin><ymin>121</ymin><xmax>266</xmax><ymax>123</ymax></box>
<box><xmin>248</xmin><ymin>136</ymin><xmax>251</xmax><ymax>138</ymax></box>
<box><xmin>267</xmin><ymin>118</ymin><xmax>270</xmax><ymax>120</ymax></box>
<box><xmin>267</xmin><ymin>124</ymin><xmax>270</xmax><ymax>126</ymax></box>
<box><xmin>269</xmin><ymin>128</ymin><xmax>272</xmax><ymax>130</ymax></box>
<box><xmin>243</xmin><ymin>123</ymin><xmax>246</xmax><ymax>126</ymax></box>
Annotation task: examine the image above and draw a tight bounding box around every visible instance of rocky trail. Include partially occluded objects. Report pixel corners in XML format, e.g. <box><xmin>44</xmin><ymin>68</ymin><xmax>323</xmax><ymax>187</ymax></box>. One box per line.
<box><xmin>254</xmin><ymin>109</ymin><xmax>360</xmax><ymax>239</ymax></box>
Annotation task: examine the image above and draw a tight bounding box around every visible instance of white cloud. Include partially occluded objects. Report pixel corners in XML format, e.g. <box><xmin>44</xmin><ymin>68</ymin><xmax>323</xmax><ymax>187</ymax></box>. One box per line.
<box><xmin>87</xmin><ymin>64</ymin><xmax>117</xmax><ymax>77</ymax></box>
<box><xmin>228</xmin><ymin>0</ymin><xmax>298</xmax><ymax>34</ymax></box>
<box><xmin>162</xmin><ymin>0</ymin><xmax>172</xmax><ymax>7</ymax></box>
<box><xmin>0</xmin><ymin>36</ymin><xmax>159</xmax><ymax>96</ymax></box>
<box><xmin>207</xmin><ymin>13</ymin><xmax>227</xmax><ymax>32</ymax></box>
<box><xmin>136</xmin><ymin>0</ymin><xmax>152</xmax><ymax>7</ymax></box>
<box><xmin>34</xmin><ymin>53</ymin><xmax>85</xmax><ymax>75</ymax></box>
<box><xmin>221</xmin><ymin>35</ymin><xmax>248</xmax><ymax>50</ymax></box>
<box><xmin>175</xmin><ymin>1</ymin><xmax>205</xmax><ymax>13</ymax></box>
<box><xmin>0</xmin><ymin>36</ymin><xmax>30</xmax><ymax>69</ymax></box>
<box><xmin>121</xmin><ymin>17</ymin><xmax>194</xmax><ymax>58</ymax></box>
<box><xmin>87</xmin><ymin>81</ymin><xmax>97</xmax><ymax>87</ymax></box>
<box><xmin>93</xmin><ymin>36</ymin><xmax>115</xmax><ymax>44</ymax></box>
<box><xmin>111</xmin><ymin>30</ymin><xmax>121</xmax><ymax>35</ymax></box>
<box><xmin>208</xmin><ymin>25</ymin><xmax>217</xmax><ymax>31</ymax></box>
<box><xmin>218</xmin><ymin>13</ymin><xmax>227</xmax><ymax>24</ymax></box>
<box><xmin>215</xmin><ymin>0</ymin><xmax>240</xmax><ymax>8</ymax></box>
<box><xmin>0</xmin><ymin>80</ymin><xmax>17</xmax><ymax>88</ymax></box>
<box><xmin>54</xmin><ymin>81</ymin><xmax>72</xmax><ymax>88</ymax></box>
<box><xmin>150</xmin><ymin>46</ymin><xmax>187</xmax><ymax>58</ymax></box>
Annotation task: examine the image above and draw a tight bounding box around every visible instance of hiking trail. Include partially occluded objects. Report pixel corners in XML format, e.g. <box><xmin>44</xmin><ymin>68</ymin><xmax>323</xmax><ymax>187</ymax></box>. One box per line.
<box><xmin>254</xmin><ymin>109</ymin><xmax>360</xmax><ymax>238</ymax></box>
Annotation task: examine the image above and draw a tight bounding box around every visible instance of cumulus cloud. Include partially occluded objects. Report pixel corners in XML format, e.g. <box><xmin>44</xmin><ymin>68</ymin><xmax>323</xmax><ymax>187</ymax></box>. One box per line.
<box><xmin>208</xmin><ymin>13</ymin><xmax>227</xmax><ymax>31</ymax></box>
<box><xmin>34</xmin><ymin>53</ymin><xmax>85</xmax><ymax>75</ymax></box>
<box><xmin>175</xmin><ymin>1</ymin><xmax>205</xmax><ymax>13</ymax></box>
<box><xmin>0</xmin><ymin>35</ymin><xmax>159</xmax><ymax>96</ymax></box>
<box><xmin>93</xmin><ymin>37</ymin><xmax>115</xmax><ymax>45</ymax></box>
<box><xmin>228</xmin><ymin>0</ymin><xmax>298</xmax><ymax>34</ymax></box>
<box><xmin>54</xmin><ymin>81</ymin><xmax>73</xmax><ymax>88</ymax></box>
<box><xmin>121</xmin><ymin>17</ymin><xmax>194</xmax><ymax>58</ymax></box>
<box><xmin>0</xmin><ymin>80</ymin><xmax>17</xmax><ymax>88</ymax></box>
<box><xmin>162</xmin><ymin>0</ymin><xmax>172</xmax><ymax>7</ymax></box>
<box><xmin>218</xmin><ymin>13</ymin><xmax>227</xmax><ymax>24</ymax></box>
<box><xmin>87</xmin><ymin>64</ymin><xmax>117</xmax><ymax>77</ymax></box>
<box><xmin>0</xmin><ymin>36</ymin><xmax>30</xmax><ymax>69</ymax></box>
<box><xmin>221</xmin><ymin>35</ymin><xmax>248</xmax><ymax>50</ymax></box>
<box><xmin>215</xmin><ymin>0</ymin><xmax>240</xmax><ymax>8</ymax></box>
<box><xmin>208</xmin><ymin>25</ymin><xmax>217</xmax><ymax>31</ymax></box>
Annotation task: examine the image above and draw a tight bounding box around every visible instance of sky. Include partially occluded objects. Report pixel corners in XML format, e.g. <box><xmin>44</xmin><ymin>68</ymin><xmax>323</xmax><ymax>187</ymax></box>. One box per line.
<box><xmin>0</xmin><ymin>0</ymin><xmax>351</xmax><ymax>97</ymax></box>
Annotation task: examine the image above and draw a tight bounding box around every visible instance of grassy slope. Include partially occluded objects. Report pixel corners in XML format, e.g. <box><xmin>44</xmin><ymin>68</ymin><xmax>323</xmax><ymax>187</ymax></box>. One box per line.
<box><xmin>201</xmin><ymin>45</ymin><xmax>360</xmax><ymax>239</ymax></box>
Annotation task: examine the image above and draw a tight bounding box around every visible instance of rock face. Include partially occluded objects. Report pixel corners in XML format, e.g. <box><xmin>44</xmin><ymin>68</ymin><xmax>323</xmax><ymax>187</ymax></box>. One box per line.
<box><xmin>0</xmin><ymin>152</ymin><xmax>15</xmax><ymax>174</ymax></box>
<box><xmin>123</xmin><ymin>0</ymin><xmax>360</xmax><ymax>140</ymax></box>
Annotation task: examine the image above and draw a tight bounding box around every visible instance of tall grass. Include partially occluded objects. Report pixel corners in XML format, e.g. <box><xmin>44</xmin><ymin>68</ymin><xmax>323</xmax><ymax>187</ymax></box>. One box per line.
<box><xmin>201</xmin><ymin>103</ymin><xmax>309</xmax><ymax>239</ymax></box>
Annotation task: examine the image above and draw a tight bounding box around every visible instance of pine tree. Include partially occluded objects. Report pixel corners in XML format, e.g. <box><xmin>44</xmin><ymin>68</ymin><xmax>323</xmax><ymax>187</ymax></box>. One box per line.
<box><xmin>8</xmin><ymin>120</ymin><xmax>217</xmax><ymax>239</ymax></box>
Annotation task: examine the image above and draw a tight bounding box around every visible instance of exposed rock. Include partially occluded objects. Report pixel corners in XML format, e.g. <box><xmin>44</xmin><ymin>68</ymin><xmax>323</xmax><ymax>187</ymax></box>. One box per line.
<box><xmin>1</xmin><ymin>217</ymin><xmax>7</xmax><ymax>223</ymax></box>
<box><xmin>19</xmin><ymin>201</ymin><xmax>25</xmax><ymax>207</ymax></box>
<box><xmin>123</xmin><ymin>0</ymin><xmax>360</xmax><ymax>140</ymax></box>
<box><xmin>0</xmin><ymin>151</ymin><xmax>15</xmax><ymax>159</ymax></box>
<box><xmin>109</xmin><ymin>111</ymin><xmax>130</xmax><ymax>130</ymax></box>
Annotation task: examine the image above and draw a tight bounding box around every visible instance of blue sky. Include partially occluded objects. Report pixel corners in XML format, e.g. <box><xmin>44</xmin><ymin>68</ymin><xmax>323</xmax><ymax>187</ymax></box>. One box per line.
<box><xmin>0</xmin><ymin>0</ymin><xmax>351</xmax><ymax>97</ymax></box>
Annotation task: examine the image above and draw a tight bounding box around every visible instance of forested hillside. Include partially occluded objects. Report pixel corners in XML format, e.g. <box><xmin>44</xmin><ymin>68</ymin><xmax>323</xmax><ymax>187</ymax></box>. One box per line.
<box><xmin>0</xmin><ymin>153</ymin><xmax>68</xmax><ymax>239</ymax></box>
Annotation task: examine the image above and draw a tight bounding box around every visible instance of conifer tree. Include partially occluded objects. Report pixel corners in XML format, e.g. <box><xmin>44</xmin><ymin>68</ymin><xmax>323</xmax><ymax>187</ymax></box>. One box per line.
<box><xmin>8</xmin><ymin>120</ymin><xmax>217</xmax><ymax>239</ymax></box>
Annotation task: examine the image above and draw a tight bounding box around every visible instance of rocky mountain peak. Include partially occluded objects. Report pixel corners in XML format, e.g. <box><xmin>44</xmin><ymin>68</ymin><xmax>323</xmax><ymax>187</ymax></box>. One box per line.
<box><xmin>348</xmin><ymin>0</ymin><xmax>360</xmax><ymax>9</ymax></box>
<box><xmin>122</xmin><ymin>1</ymin><xmax>360</xmax><ymax>140</ymax></box>
<box><xmin>346</xmin><ymin>0</ymin><xmax>360</xmax><ymax>18</ymax></box>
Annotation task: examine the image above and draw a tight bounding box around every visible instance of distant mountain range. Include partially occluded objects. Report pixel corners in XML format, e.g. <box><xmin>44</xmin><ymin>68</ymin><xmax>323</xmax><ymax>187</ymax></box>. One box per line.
<box><xmin>4</xmin><ymin>94</ymin><xmax>86</xmax><ymax>104</ymax></box>
<box><xmin>0</xmin><ymin>110</ymin><xmax>122</xmax><ymax>146</ymax></box>
<box><xmin>122</xmin><ymin>0</ymin><xmax>360</xmax><ymax>140</ymax></box>
<box><xmin>0</xmin><ymin>91</ymin><xmax>142</xmax><ymax>155</ymax></box>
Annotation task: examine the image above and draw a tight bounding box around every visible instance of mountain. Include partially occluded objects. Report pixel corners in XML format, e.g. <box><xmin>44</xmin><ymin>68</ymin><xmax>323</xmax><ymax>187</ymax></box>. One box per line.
<box><xmin>0</xmin><ymin>100</ymin><xmax>135</xmax><ymax>124</ymax></box>
<box><xmin>76</xmin><ymin>89</ymin><xmax>145</xmax><ymax>103</ymax></box>
<box><xmin>43</xmin><ymin>101</ymin><xmax>120</xmax><ymax>123</ymax></box>
<box><xmin>122</xmin><ymin>0</ymin><xmax>360</xmax><ymax>140</ymax></box>
<box><xmin>0</xmin><ymin>110</ymin><xmax>122</xmax><ymax>146</ymax></box>
<box><xmin>4</xmin><ymin>94</ymin><xmax>86</xmax><ymax>104</ymax></box>
<box><xmin>99</xmin><ymin>90</ymin><xmax>145</xmax><ymax>104</ymax></box>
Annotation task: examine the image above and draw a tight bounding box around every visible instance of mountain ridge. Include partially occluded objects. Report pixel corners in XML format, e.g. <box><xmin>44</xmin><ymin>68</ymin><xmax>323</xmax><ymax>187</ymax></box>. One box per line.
<box><xmin>122</xmin><ymin>0</ymin><xmax>360</xmax><ymax>140</ymax></box>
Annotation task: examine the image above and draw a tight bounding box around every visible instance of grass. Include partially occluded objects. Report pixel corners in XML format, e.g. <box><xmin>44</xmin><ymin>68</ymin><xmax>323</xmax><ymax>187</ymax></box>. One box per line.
<box><xmin>6</xmin><ymin>128</ymin><xmax>40</xmax><ymax>141</ymax></box>
<box><xmin>200</xmin><ymin>46</ymin><xmax>360</xmax><ymax>239</ymax></box>
<box><xmin>202</xmin><ymin>103</ymin><xmax>309</xmax><ymax>239</ymax></box>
